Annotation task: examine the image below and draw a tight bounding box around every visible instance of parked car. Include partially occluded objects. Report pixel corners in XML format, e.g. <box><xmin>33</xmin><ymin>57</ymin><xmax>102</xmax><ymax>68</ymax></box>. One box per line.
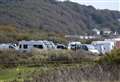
<box><xmin>0</xmin><ymin>43</ymin><xmax>18</xmax><ymax>50</ymax></box>
<box><xmin>68</xmin><ymin>41</ymin><xmax>81</xmax><ymax>50</ymax></box>
<box><xmin>80</xmin><ymin>44</ymin><xmax>100</xmax><ymax>54</ymax></box>
<box><xmin>56</xmin><ymin>44</ymin><xmax>67</xmax><ymax>49</ymax></box>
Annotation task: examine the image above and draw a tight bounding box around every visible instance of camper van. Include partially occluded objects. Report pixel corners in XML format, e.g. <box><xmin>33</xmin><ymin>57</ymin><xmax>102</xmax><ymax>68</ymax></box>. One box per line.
<box><xmin>18</xmin><ymin>40</ymin><xmax>56</xmax><ymax>52</ymax></box>
<box><xmin>92</xmin><ymin>41</ymin><xmax>114</xmax><ymax>54</ymax></box>
<box><xmin>68</xmin><ymin>42</ymin><xmax>81</xmax><ymax>50</ymax></box>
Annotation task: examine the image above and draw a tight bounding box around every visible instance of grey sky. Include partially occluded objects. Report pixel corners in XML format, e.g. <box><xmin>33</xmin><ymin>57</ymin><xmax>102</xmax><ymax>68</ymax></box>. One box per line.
<box><xmin>60</xmin><ymin>0</ymin><xmax>120</xmax><ymax>11</ymax></box>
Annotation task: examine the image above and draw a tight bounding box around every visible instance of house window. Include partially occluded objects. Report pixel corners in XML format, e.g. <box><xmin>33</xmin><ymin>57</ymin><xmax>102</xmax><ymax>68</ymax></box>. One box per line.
<box><xmin>33</xmin><ymin>45</ymin><xmax>43</xmax><ymax>49</ymax></box>
<box><xmin>23</xmin><ymin>45</ymin><xmax>28</xmax><ymax>49</ymax></box>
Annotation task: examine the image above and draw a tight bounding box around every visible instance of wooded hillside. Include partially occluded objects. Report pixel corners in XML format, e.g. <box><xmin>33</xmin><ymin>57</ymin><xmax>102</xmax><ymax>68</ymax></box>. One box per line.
<box><xmin>0</xmin><ymin>0</ymin><xmax>120</xmax><ymax>35</ymax></box>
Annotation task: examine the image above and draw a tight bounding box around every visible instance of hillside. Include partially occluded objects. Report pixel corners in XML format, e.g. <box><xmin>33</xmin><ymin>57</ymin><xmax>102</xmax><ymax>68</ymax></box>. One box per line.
<box><xmin>0</xmin><ymin>0</ymin><xmax>120</xmax><ymax>35</ymax></box>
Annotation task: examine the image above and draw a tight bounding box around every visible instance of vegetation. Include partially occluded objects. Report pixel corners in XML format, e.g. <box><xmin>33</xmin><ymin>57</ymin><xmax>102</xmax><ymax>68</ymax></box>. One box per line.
<box><xmin>0</xmin><ymin>0</ymin><xmax>120</xmax><ymax>81</ymax></box>
<box><xmin>0</xmin><ymin>49</ymin><xmax>96</xmax><ymax>68</ymax></box>
<box><xmin>0</xmin><ymin>0</ymin><xmax>119</xmax><ymax>35</ymax></box>
<box><xmin>0</xmin><ymin>49</ymin><xmax>97</xmax><ymax>81</ymax></box>
<box><xmin>98</xmin><ymin>49</ymin><xmax>120</xmax><ymax>64</ymax></box>
<box><xmin>0</xmin><ymin>49</ymin><xmax>120</xmax><ymax>82</ymax></box>
<box><xmin>0</xmin><ymin>25</ymin><xmax>67</xmax><ymax>43</ymax></box>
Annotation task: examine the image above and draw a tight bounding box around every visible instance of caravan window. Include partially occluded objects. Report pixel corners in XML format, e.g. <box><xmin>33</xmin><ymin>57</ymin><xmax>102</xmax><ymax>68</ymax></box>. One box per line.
<box><xmin>33</xmin><ymin>45</ymin><xmax>43</xmax><ymax>49</ymax></box>
<box><xmin>23</xmin><ymin>45</ymin><xmax>28</xmax><ymax>49</ymax></box>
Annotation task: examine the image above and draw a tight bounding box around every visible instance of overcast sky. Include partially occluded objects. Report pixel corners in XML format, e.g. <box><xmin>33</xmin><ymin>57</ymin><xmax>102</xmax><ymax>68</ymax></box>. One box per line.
<box><xmin>60</xmin><ymin>0</ymin><xmax>120</xmax><ymax>11</ymax></box>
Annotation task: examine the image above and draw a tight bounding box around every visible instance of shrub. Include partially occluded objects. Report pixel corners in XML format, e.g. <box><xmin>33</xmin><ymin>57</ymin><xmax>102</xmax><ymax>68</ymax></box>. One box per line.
<box><xmin>0</xmin><ymin>25</ymin><xmax>17</xmax><ymax>33</ymax></box>
<box><xmin>98</xmin><ymin>49</ymin><xmax>120</xmax><ymax>64</ymax></box>
<box><xmin>0</xmin><ymin>49</ymin><xmax>96</xmax><ymax>68</ymax></box>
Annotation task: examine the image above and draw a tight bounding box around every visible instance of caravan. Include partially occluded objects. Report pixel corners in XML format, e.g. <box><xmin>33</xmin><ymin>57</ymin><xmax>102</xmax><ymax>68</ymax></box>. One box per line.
<box><xmin>105</xmin><ymin>38</ymin><xmax>120</xmax><ymax>49</ymax></box>
<box><xmin>92</xmin><ymin>41</ymin><xmax>114</xmax><ymax>54</ymax></box>
<box><xmin>18</xmin><ymin>40</ymin><xmax>56</xmax><ymax>52</ymax></box>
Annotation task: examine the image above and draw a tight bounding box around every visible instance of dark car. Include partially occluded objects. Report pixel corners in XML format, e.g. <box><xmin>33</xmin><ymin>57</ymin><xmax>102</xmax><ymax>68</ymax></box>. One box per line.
<box><xmin>56</xmin><ymin>44</ymin><xmax>67</xmax><ymax>49</ymax></box>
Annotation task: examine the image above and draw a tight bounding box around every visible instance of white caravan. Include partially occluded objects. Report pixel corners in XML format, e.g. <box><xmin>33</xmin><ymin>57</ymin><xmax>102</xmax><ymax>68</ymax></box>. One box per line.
<box><xmin>18</xmin><ymin>40</ymin><xmax>56</xmax><ymax>52</ymax></box>
<box><xmin>68</xmin><ymin>41</ymin><xmax>81</xmax><ymax>50</ymax></box>
<box><xmin>105</xmin><ymin>38</ymin><xmax>120</xmax><ymax>48</ymax></box>
<box><xmin>92</xmin><ymin>41</ymin><xmax>114</xmax><ymax>54</ymax></box>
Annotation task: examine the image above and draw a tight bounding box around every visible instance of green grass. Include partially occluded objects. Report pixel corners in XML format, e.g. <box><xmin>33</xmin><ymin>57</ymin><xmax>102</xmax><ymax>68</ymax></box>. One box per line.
<box><xmin>0</xmin><ymin>63</ymin><xmax>96</xmax><ymax>82</ymax></box>
<box><xmin>0</xmin><ymin>68</ymin><xmax>17</xmax><ymax>81</ymax></box>
<box><xmin>0</xmin><ymin>49</ymin><xmax>99</xmax><ymax>82</ymax></box>
<box><xmin>0</xmin><ymin>66</ymin><xmax>35</xmax><ymax>81</ymax></box>
<box><xmin>0</xmin><ymin>66</ymin><xmax>56</xmax><ymax>81</ymax></box>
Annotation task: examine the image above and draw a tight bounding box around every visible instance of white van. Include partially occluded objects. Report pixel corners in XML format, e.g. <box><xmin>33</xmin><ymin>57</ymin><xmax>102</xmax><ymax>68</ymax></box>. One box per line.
<box><xmin>68</xmin><ymin>42</ymin><xmax>81</xmax><ymax>50</ymax></box>
<box><xmin>92</xmin><ymin>41</ymin><xmax>114</xmax><ymax>54</ymax></box>
<box><xmin>18</xmin><ymin>40</ymin><xmax>56</xmax><ymax>52</ymax></box>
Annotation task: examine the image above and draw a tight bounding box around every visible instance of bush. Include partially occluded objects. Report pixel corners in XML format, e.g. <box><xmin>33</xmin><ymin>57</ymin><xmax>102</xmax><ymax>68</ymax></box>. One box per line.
<box><xmin>98</xmin><ymin>49</ymin><xmax>120</xmax><ymax>64</ymax></box>
<box><xmin>0</xmin><ymin>49</ymin><xmax>97</xmax><ymax>68</ymax></box>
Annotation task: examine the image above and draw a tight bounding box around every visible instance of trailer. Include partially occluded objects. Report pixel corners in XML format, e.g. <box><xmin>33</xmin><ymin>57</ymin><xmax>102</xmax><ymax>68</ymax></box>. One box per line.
<box><xmin>105</xmin><ymin>38</ymin><xmax>120</xmax><ymax>48</ymax></box>
<box><xmin>92</xmin><ymin>41</ymin><xmax>114</xmax><ymax>54</ymax></box>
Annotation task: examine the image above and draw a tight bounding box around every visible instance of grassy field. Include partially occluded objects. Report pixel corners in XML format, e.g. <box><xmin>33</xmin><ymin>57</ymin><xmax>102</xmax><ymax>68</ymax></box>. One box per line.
<box><xmin>0</xmin><ymin>66</ymin><xmax>34</xmax><ymax>81</ymax></box>
<box><xmin>0</xmin><ymin>49</ymin><xmax>97</xmax><ymax>81</ymax></box>
<box><xmin>0</xmin><ymin>49</ymin><xmax>119</xmax><ymax>82</ymax></box>
<box><xmin>0</xmin><ymin>63</ymin><xmax>94</xmax><ymax>82</ymax></box>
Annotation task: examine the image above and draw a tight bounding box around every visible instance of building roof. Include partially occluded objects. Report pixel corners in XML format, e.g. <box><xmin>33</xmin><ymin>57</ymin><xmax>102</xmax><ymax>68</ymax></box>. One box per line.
<box><xmin>101</xmin><ymin>28</ymin><xmax>111</xmax><ymax>32</ymax></box>
<box><xmin>92</xmin><ymin>28</ymin><xmax>100</xmax><ymax>32</ymax></box>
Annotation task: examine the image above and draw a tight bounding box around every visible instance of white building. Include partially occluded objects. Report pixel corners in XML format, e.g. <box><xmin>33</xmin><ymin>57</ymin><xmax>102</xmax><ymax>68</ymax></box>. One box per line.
<box><xmin>92</xmin><ymin>28</ymin><xmax>101</xmax><ymax>35</ymax></box>
<box><xmin>118</xmin><ymin>19</ymin><xmax>120</xmax><ymax>22</ymax></box>
<box><xmin>102</xmin><ymin>28</ymin><xmax>112</xmax><ymax>35</ymax></box>
<box><xmin>65</xmin><ymin>35</ymin><xmax>97</xmax><ymax>39</ymax></box>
